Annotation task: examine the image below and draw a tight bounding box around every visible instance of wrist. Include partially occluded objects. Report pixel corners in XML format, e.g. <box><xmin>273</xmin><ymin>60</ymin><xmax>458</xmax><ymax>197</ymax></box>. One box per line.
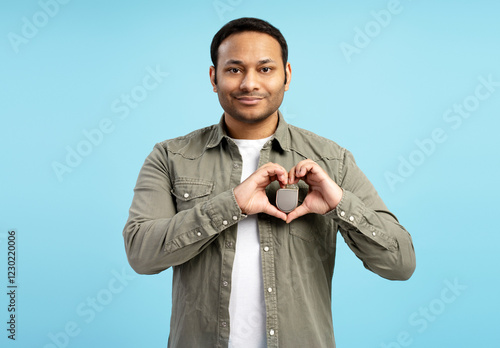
<box><xmin>327</xmin><ymin>183</ymin><xmax>343</xmax><ymax>211</ymax></box>
<box><xmin>232</xmin><ymin>185</ymin><xmax>245</xmax><ymax>213</ymax></box>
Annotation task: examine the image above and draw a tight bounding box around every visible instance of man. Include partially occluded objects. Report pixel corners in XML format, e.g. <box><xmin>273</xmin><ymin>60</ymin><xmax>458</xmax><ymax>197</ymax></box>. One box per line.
<box><xmin>123</xmin><ymin>17</ymin><xmax>415</xmax><ymax>348</ymax></box>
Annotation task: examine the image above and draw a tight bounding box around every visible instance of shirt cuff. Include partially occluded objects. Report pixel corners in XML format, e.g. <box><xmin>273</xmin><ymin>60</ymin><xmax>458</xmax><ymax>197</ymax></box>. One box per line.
<box><xmin>205</xmin><ymin>189</ymin><xmax>247</xmax><ymax>232</ymax></box>
<box><xmin>324</xmin><ymin>190</ymin><xmax>397</xmax><ymax>251</ymax></box>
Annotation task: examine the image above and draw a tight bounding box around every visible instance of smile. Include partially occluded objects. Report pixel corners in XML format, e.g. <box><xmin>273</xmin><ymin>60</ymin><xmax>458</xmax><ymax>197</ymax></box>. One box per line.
<box><xmin>236</xmin><ymin>97</ymin><xmax>263</xmax><ymax>105</ymax></box>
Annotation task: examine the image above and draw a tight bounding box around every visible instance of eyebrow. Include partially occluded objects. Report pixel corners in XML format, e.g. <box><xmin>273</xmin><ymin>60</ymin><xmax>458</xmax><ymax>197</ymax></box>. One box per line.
<box><xmin>257</xmin><ymin>58</ymin><xmax>276</xmax><ymax>65</ymax></box>
<box><xmin>223</xmin><ymin>58</ymin><xmax>277</xmax><ymax>66</ymax></box>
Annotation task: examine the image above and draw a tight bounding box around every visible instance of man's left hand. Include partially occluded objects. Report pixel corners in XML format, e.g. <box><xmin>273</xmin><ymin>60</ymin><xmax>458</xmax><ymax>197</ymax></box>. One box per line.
<box><xmin>286</xmin><ymin>159</ymin><xmax>343</xmax><ymax>223</ymax></box>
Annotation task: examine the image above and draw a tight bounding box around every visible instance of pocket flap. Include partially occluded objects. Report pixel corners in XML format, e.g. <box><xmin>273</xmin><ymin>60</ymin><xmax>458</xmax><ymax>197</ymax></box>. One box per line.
<box><xmin>171</xmin><ymin>178</ymin><xmax>214</xmax><ymax>201</ymax></box>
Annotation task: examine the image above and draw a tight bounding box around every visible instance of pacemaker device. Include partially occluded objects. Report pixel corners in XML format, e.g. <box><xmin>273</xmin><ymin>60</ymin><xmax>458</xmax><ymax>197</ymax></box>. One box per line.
<box><xmin>276</xmin><ymin>184</ymin><xmax>299</xmax><ymax>213</ymax></box>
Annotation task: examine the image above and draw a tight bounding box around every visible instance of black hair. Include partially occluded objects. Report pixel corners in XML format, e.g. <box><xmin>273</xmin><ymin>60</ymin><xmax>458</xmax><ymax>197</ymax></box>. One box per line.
<box><xmin>210</xmin><ymin>17</ymin><xmax>288</xmax><ymax>84</ymax></box>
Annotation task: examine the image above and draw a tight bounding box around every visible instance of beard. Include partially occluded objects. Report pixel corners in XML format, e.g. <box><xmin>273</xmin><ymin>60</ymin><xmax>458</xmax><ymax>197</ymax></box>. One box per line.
<box><xmin>217</xmin><ymin>88</ymin><xmax>285</xmax><ymax>125</ymax></box>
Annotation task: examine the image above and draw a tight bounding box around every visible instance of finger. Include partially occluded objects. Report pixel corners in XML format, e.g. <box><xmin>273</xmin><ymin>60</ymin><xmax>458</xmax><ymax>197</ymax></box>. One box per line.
<box><xmin>289</xmin><ymin>159</ymin><xmax>314</xmax><ymax>183</ymax></box>
<box><xmin>269</xmin><ymin>174</ymin><xmax>288</xmax><ymax>188</ymax></box>
<box><xmin>286</xmin><ymin>204</ymin><xmax>310</xmax><ymax>223</ymax></box>
<box><xmin>262</xmin><ymin>203</ymin><xmax>288</xmax><ymax>222</ymax></box>
<box><xmin>259</xmin><ymin>164</ymin><xmax>288</xmax><ymax>186</ymax></box>
<box><xmin>263</xmin><ymin>163</ymin><xmax>287</xmax><ymax>178</ymax></box>
<box><xmin>295</xmin><ymin>160</ymin><xmax>315</xmax><ymax>179</ymax></box>
<box><xmin>270</xmin><ymin>171</ymin><xmax>288</xmax><ymax>186</ymax></box>
<box><xmin>271</xmin><ymin>166</ymin><xmax>289</xmax><ymax>186</ymax></box>
<box><xmin>295</xmin><ymin>160</ymin><xmax>330</xmax><ymax>185</ymax></box>
<box><xmin>288</xmin><ymin>167</ymin><xmax>298</xmax><ymax>185</ymax></box>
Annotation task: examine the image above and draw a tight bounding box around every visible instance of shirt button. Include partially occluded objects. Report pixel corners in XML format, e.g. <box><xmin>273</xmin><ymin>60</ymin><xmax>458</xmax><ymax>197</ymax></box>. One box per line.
<box><xmin>222</xmin><ymin>281</ymin><xmax>228</xmax><ymax>287</ymax></box>
<box><xmin>232</xmin><ymin>215</ymin><xmax>238</xmax><ymax>221</ymax></box>
<box><xmin>349</xmin><ymin>216</ymin><xmax>355</xmax><ymax>222</ymax></box>
<box><xmin>372</xmin><ymin>232</ymin><xmax>376</xmax><ymax>236</ymax></box>
<box><xmin>221</xmin><ymin>321</ymin><xmax>227</xmax><ymax>328</ymax></box>
<box><xmin>263</xmin><ymin>246</ymin><xmax>269</xmax><ymax>252</ymax></box>
<box><xmin>183</xmin><ymin>193</ymin><xmax>190</xmax><ymax>198</ymax></box>
<box><xmin>340</xmin><ymin>211</ymin><xmax>345</xmax><ymax>217</ymax></box>
<box><xmin>267</xmin><ymin>287</ymin><xmax>273</xmax><ymax>293</ymax></box>
<box><xmin>233</xmin><ymin>163</ymin><xmax>239</xmax><ymax>169</ymax></box>
<box><xmin>226</xmin><ymin>241</ymin><xmax>234</xmax><ymax>248</ymax></box>
<box><xmin>196</xmin><ymin>231</ymin><xmax>202</xmax><ymax>236</ymax></box>
<box><xmin>222</xmin><ymin>220</ymin><xmax>228</xmax><ymax>226</ymax></box>
<box><xmin>269</xmin><ymin>329</ymin><xmax>275</xmax><ymax>336</ymax></box>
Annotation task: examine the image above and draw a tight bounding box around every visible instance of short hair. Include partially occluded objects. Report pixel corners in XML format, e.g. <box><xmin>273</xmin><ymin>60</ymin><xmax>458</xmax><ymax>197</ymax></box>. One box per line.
<box><xmin>210</xmin><ymin>17</ymin><xmax>288</xmax><ymax>84</ymax></box>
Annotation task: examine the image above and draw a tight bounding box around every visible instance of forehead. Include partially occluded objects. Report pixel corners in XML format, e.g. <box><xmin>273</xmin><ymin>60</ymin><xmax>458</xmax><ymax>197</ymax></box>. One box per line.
<box><xmin>218</xmin><ymin>31</ymin><xmax>282</xmax><ymax>65</ymax></box>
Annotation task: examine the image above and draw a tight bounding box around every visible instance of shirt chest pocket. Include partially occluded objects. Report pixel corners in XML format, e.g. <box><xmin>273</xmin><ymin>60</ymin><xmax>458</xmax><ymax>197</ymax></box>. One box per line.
<box><xmin>289</xmin><ymin>181</ymin><xmax>336</xmax><ymax>248</ymax></box>
<box><xmin>171</xmin><ymin>177</ymin><xmax>215</xmax><ymax>212</ymax></box>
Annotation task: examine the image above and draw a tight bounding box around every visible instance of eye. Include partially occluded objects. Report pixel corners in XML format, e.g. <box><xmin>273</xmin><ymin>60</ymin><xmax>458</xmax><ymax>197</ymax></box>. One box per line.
<box><xmin>228</xmin><ymin>67</ymin><xmax>240</xmax><ymax>74</ymax></box>
<box><xmin>261</xmin><ymin>67</ymin><xmax>272</xmax><ymax>73</ymax></box>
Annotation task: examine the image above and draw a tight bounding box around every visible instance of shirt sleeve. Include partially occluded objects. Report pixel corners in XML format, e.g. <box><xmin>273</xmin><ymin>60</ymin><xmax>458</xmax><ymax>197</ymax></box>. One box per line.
<box><xmin>325</xmin><ymin>149</ymin><xmax>416</xmax><ymax>280</ymax></box>
<box><xmin>122</xmin><ymin>143</ymin><xmax>245</xmax><ymax>275</ymax></box>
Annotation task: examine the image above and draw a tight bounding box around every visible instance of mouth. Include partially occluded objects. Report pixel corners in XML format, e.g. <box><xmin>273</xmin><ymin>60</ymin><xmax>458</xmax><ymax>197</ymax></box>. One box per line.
<box><xmin>235</xmin><ymin>97</ymin><xmax>263</xmax><ymax>106</ymax></box>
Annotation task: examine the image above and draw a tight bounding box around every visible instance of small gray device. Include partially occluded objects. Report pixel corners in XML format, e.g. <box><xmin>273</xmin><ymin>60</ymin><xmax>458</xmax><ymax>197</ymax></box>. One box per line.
<box><xmin>276</xmin><ymin>185</ymin><xmax>299</xmax><ymax>213</ymax></box>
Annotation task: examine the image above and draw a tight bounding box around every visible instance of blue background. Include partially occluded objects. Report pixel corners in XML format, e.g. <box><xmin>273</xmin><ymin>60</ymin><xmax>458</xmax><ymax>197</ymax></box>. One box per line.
<box><xmin>1</xmin><ymin>0</ymin><xmax>499</xmax><ymax>347</ymax></box>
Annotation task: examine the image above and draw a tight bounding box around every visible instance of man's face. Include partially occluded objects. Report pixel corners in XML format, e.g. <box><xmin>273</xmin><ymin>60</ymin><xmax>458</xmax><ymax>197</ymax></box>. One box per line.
<box><xmin>210</xmin><ymin>31</ymin><xmax>291</xmax><ymax>125</ymax></box>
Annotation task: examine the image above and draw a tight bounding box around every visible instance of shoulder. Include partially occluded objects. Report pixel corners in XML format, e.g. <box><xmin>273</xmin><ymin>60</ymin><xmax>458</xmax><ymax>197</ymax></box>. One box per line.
<box><xmin>156</xmin><ymin>124</ymin><xmax>219</xmax><ymax>159</ymax></box>
<box><xmin>286</xmin><ymin>124</ymin><xmax>346</xmax><ymax>162</ymax></box>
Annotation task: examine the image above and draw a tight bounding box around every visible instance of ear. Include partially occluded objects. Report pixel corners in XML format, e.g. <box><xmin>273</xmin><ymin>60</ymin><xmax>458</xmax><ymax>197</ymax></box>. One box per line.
<box><xmin>284</xmin><ymin>62</ymin><xmax>292</xmax><ymax>92</ymax></box>
<box><xmin>209</xmin><ymin>66</ymin><xmax>217</xmax><ymax>92</ymax></box>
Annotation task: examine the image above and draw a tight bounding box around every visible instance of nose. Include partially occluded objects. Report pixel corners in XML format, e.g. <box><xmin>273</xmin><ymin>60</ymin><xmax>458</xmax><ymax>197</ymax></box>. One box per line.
<box><xmin>240</xmin><ymin>70</ymin><xmax>259</xmax><ymax>91</ymax></box>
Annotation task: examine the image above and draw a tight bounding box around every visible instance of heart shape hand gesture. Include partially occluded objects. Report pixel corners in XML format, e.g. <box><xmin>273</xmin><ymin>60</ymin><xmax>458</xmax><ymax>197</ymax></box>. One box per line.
<box><xmin>233</xmin><ymin>160</ymin><xmax>343</xmax><ymax>223</ymax></box>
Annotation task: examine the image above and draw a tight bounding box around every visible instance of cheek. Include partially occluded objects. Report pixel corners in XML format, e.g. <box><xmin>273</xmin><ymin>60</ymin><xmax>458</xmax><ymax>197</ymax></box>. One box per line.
<box><xmin>268</xmin><ymin>80</ymin><xmax>286</xmax><ymax>96</ymax></box>
<box><xmin>217</xmin><ymin>80</ymin><xmax>238</xmax><ymax>97</ymax></box>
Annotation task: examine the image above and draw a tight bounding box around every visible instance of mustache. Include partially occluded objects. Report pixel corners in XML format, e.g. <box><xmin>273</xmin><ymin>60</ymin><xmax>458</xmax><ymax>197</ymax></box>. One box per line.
<box><xmin>232</xmin><ymin>92</ymin><xmax>269</xmax><ymax>98</ymax></box>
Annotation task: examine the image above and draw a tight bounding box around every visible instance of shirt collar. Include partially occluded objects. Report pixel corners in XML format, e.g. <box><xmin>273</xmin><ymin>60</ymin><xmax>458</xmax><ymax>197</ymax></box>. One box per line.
<box><xmin>207</xmin><ymin>110</ymin><xmax>289</xmax><ymax>151</ymax></box>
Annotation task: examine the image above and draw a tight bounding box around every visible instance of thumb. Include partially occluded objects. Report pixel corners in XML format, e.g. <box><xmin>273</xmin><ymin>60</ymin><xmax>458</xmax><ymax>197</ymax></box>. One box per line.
<box><xmin>262</xmin><ymin>203</ymin><xmax>288</xmax><ymax>222</ymax></box>
<box><xmin>286</xmin><ymin>204</ymin><xmax>310</xmax><ymax>224</ymax></box>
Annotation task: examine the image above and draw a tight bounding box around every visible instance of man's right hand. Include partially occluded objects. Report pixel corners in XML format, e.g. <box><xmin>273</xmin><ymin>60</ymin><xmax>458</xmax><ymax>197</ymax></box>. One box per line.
<box><xmin>233</xmin><ymin>162</ymin><xmax>289</xmax><ymax>221</ymax></box>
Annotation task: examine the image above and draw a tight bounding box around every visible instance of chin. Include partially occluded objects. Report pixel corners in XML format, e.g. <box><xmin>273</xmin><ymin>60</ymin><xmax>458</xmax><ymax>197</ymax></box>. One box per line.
<box><xmin>234</xmin><ymin>112</ymin><xmax>273</xmax><ymax>124</ymax></box>
<box><xmin>230</xmin><ymin>106</ymin><xmax>277</xmax><ymax>122</ymax></box>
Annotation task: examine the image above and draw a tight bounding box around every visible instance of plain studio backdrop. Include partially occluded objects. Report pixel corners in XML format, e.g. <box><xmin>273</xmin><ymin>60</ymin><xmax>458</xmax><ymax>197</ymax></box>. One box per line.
<box><xmin>1</xmin><ymin>1</ymin><xmax>499</xmax><ymax>347</ymax></box>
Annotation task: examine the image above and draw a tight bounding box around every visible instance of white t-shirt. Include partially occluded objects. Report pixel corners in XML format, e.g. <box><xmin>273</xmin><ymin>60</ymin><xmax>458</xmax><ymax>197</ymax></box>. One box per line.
<box><xmin>228</xmin><ymin>136</ymin><xmax>272</xmax><ymax>348</ymax></box>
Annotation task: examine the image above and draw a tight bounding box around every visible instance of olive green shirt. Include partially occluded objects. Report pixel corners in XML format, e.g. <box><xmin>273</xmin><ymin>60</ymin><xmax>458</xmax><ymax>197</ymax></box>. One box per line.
<box><xmin>123</xmin><ymin>111</ymin><xmax>416</xmax><ymax>348</ymax></box>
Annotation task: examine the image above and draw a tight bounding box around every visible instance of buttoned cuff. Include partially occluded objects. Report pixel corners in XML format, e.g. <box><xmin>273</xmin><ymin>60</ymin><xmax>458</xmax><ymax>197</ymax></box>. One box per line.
<box><xmin>206</xmin><ymin>189</ymin><xmax>247</xmax><ymax>232</ymax></box>
<box><xmin>163</xmin><ymin>189</ymin><xmax>247</xmax><ymax>254</ymax></box>
<box><xmin>324</xmin><ymin>190</ymin><xmax>397</xmax><ymax>250</ymax></box>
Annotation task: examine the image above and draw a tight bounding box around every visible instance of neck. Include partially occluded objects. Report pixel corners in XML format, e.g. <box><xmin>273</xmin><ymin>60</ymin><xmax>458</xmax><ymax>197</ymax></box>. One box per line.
<box><xmin>224</xmin><ymin>112</ymin><xmax>279</xmax><ymax>139</ymax></box>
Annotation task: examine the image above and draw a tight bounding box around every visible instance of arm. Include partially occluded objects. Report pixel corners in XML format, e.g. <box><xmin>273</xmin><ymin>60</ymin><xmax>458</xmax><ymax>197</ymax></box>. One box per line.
<box><xmin>123</xmin><ymin>145</ymin><xmax>289</xmax><ymax>275</ymax></box>
<box><xmin>287</xmin><ymin>151</ymin><xmax>416</xmax><ymax>281</ymax></box>
<box><xmin>122</xmin><ymin>143</ymin><xmax>243</xmax><ymax>274</ymax></box>
<box><xmin>333</xmin><ymin>149</ymin><xmax>415</xmax><ymax>280</ymax></box>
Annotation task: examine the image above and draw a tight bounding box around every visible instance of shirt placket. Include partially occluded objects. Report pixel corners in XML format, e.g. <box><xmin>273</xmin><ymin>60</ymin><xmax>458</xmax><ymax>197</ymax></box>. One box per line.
<box><xmin>258</xmin><ymin>140</ymin><xmax>279</xmax><ymax>348</ymax></box>
<box><xmin>218</xmin><ymin>139</ymin><xmax>243</xmax><ymax>347</ymax></box>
